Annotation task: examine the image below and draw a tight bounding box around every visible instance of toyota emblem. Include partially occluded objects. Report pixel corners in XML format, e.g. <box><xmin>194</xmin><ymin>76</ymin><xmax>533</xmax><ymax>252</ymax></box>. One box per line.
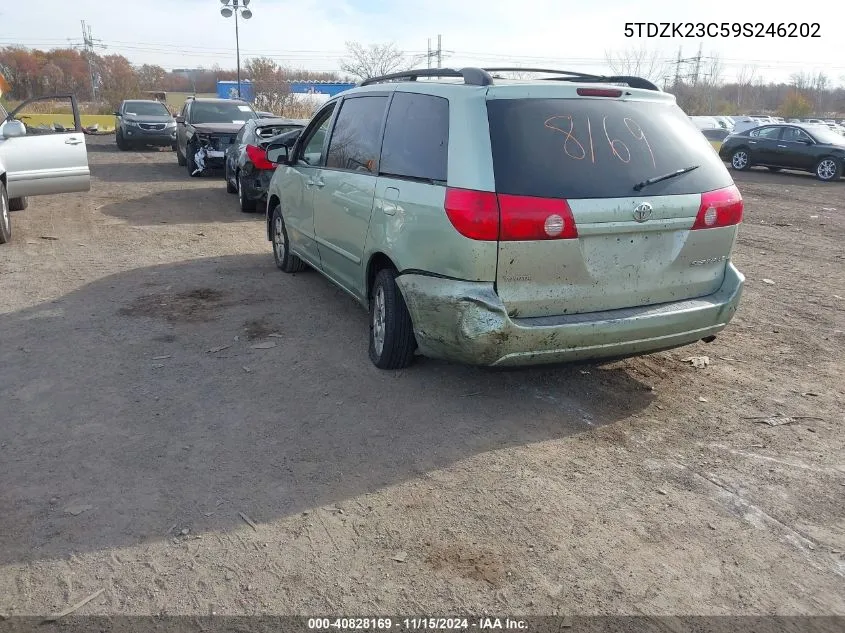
<box><xmin>633</xmin><ymin>202</ymin><xmax>653</xmax><ymax>223</ymax></box>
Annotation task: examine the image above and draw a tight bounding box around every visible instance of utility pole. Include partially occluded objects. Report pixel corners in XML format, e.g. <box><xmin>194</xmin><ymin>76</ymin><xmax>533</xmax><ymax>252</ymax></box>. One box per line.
<box><xmin>427</xmin><ymin>38</ymin><xmax>431</xmax><ymax>69</ymax></box>
<box><xmin>425</xmin><ymin>35</ymin><xmax>443</xmax><ymax>69</ymax></box>
<box><xmin>673</xmin><ymin>47</ymin><xmax>682</xmax><ymax>89</ymax></box>
<box><xmin>692</xmin><ymin>42</ymin><xmax>703</xmax><ymax>86</ymax></box>
<box><xmin>76</xmin><ymin>20</ymin><xmax>106</xmax><ymax>101</ymax></box>
<box><xmin>437</xmin><ymin>34</ymin><xmax>442</xmax><ymax>68</ymax></box>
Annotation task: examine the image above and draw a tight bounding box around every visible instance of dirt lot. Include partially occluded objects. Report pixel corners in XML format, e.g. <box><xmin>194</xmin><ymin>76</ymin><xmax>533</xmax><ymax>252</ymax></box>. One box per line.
<box><xmin>0</xmin><ymin>136</ymin><xmax>843</xmax><ymax>618</ymax></box>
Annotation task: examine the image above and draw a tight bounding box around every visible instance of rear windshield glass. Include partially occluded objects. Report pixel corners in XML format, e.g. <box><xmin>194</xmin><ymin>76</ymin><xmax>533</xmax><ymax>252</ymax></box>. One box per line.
<box><xmin>124</xmin><ymin>101</ymin><xmax>170</xmax><ymax>116</ymax></box>
<box><xmin>487</xmin><ymin>98</ymin><xmax>732</xmax><ymax>199</ymax></box>
<box><xmin>191</xmin><ymin>102</ymin><xmax>256</xmax><ymax>124</ymax></box>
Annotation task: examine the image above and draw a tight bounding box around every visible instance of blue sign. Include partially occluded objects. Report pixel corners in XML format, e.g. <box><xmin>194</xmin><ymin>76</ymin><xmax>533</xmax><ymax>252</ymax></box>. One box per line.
<box><xmin>289</xmin><ymin>81</ymin><xmax>356</xmax><ymax>97</ymax></box>
<box><xmin>216</xmin><ymin>80</ymin><xmax>254</xmax><ymax>102</ymax></box>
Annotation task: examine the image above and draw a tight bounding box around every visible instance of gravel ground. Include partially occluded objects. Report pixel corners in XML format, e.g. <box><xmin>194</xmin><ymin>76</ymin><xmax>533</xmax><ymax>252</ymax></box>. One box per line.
<box><xmin>0</xmin><ymin>136</ymin><xmax>843</xmax><ymax>618</ymax></box>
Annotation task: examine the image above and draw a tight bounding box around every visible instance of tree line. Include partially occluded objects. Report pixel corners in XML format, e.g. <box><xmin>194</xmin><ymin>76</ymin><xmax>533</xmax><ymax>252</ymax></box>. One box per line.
<box><xmin>0</xmin><ymin>46</ymin><xmax>345</xmax><ymax>112</ymax></box>
<box><xmin>606</xmin><ymin>47</ymin><xmax>845</xmax><ymax>117</ymax></box>
<box><xmin>3</xmin><ymin>43</ymin><xmax>844</xmax><ymax>118</ymax></box>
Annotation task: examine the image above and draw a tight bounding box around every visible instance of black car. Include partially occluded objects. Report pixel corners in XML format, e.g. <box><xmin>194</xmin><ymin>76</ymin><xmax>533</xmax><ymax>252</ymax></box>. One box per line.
<box><xmin>224</xmin><ymin>118</ymin><xmax>306</xmax><ymax>211</ymax></box>
<box><xmin>719</xmin><ymin>123</ymin><xmax>845</xmax><ymax>181</ymax></box>
<box><xmin>174</xmin><ymin>97</ymin><xmax>257</xmax><ymax>177</ymax></box>
<box><xmin>114</xmin><ymin>100</ymin><xmax>176</xmax><ymax>150</ymax></box>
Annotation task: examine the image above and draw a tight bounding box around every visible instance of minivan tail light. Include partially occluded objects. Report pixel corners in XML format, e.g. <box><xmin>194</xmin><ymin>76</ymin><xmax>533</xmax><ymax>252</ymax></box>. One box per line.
<box><xmin>444</xmin><ymin>189</ymin><xmax>579</xmax><ymax>241</ymax></box>
<box><xmin>246</xmin><ymin>144</ymin><xmax>274</xmax><ymax>170</ymax></box>
<box><xmin>692</xmin><ymin>185</ymin><xmax>744</xmax><ymax>230</ymax></box>
<box><xmin>444</xmin><ymin>188</ymin><xmax>500</xmax><ymax>240</ymax></box>
<box><xmin>576</xmin><ymin>88</ymin><xmax>623</xmax><ymax>97</ymax></box>
<box><xmin>497</xmin><ymin>194</ymin><xmax>578</xmax><ymax>240</ymax></box>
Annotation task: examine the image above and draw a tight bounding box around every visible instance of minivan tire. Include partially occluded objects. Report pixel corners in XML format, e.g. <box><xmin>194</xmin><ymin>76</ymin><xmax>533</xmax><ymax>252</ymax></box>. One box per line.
<box><xmin>271</xmin><ymin>205</ymin><xmax>306</xmax><ymax>273</ymax></box>
<box><xmin>0</xmin><ymin>182</ymin><xmax>11</xmax><ymax>245</ymax></box>
<box><xmin>9</xmin><ymin>196</ymin><xmax>28</xmax><ymax>211</ymax></box>
<box><xmin>368</xmin><ymin>268</ymin><xmax>416</xmax><ymax>370</ymax></box>
<box><xmin>815</xmin><ymin>157</ymin><xmax>842</xmax><ymax>182</ymax></box>
<box><xmin>730</xmin><ymin>149</ymin><xmax>750</xmax><ymax>171</ymax></box>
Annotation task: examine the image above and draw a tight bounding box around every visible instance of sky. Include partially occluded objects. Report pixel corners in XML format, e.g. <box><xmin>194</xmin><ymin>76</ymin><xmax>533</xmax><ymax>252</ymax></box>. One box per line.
<box><xmin>1</xmin><ymin>0</ymin><xmax>841</xmax><ymax>85</ymax></box>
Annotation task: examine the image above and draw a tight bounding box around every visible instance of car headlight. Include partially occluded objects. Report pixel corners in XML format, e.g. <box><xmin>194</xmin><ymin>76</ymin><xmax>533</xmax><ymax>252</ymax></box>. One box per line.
<box><xmin>125</xmin><ymin>119</ymin><xmax>140</xmax><ymax>127</ymax></box>
<box><xmin>165</xmin><ymin>121</ymin><xmax>176</xmax><ymax>128</ymax></box>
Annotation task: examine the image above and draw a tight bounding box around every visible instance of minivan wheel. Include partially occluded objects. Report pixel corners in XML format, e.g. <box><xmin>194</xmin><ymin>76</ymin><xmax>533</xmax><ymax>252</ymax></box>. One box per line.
<box><xmin>271</xmin><ymin>205</ymin><xmax>306</xmax><ymax>273</ymax></box>
<box><xmin>815</xmin><ymin>157</ymin><xmax>842</xmax><ymax>181</ymax></box>
<box><xmin>368</xmin><ymin>268</ymin><xmax>416</xmax><ymax>370</ymax></box>
<box><xmin>0</xmin><ymin>182</ymin><xmax>11</xmax><ymax>245</ymax></box>
<box><xmin>731</xmin><ymin>149</ymin><xmax>750</xmax><ymax>171</ymax></box>
<box><xmin>9</xmin><ymin>196</ymin><xmax>28</xmax><ymax>211</ymax></box>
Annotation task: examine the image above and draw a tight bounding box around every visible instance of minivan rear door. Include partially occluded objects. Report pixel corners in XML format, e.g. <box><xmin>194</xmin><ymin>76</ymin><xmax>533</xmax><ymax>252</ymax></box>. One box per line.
<box><xmin>486</xmin><ymin>86</ymin><xmax>738</xmax><ymax>318</ymax></box>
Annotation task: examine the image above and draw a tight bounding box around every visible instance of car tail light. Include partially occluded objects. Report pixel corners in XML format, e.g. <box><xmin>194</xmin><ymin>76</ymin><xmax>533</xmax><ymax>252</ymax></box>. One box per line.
<box><xmin>444</xmin><ymin>188</ymin><xmax>499</xmax><ymax>240</ymax></box>
<box><xmin>576</xmin><ymin>88</ymin><xmax>623</xmax><ymax>97</ymax></box>
<box><xmin>246</xmin><ymin>144</ymin><xmax>274</xmax><ymax>170</ymax></box>
<box><xmin>444</xmin><ymin>189</ymin><xmax>579</xmax><ymax>241</ymax></box>
<box><xmin>692</xmin><ymin>185</ymin><xmax>744</xmax><ymax>230</ymax></box>
<box><xmin>497</xmin><ymin>193</ymin><xmax>578</xmax><ymax>240</ymax></box>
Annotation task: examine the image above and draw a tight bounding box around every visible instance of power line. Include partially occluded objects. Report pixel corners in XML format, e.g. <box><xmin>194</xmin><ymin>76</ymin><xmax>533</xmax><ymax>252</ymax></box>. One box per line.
<box><xmin>67</xmin><ymin>20</ymin><xmax>106</xmax><ymax>101</ymax></box>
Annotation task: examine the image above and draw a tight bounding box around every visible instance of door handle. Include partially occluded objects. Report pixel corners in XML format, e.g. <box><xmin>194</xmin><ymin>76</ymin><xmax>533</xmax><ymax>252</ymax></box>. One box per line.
<box><xmin>748</xmin><ymin>141</ymin><xmax>757</xmax><ymax>144</ymax></box>
<box><xmin>777</xmin><ymin>144</ymin><xmax>787</xmax><ymax>148</ymax></box>
<box><xmin>65</xmin><ymin>137</ymin><xmax>83</xmax><ymax>145</ymax></box>
<box><xmin>314</xmin><ymin>179</ymin><xmax>325</xmax><ymax>188</ymax></box>
<box><xmin>306</xmin><ymin>179</ymin><xmax>314</xmax><ymax>188</ymax></box>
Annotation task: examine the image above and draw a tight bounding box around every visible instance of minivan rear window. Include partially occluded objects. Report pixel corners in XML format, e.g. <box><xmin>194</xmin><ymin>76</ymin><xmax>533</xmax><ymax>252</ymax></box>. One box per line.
<box><xmin>487</xmin><ymin>98</ymin><xmax>732</xmax><ymax>199</ymax></box>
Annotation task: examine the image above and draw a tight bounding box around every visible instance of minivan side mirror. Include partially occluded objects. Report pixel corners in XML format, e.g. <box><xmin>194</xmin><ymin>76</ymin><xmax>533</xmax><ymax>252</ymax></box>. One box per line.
<box><xmin>266</xmin><ymin>142</ymin><xmax>289</xmax><ymax>165</ymax></box>
<box><xmin>1</xmin><ymin>120</ymin><xmax>26</xmax><ymax>138</ymax></box>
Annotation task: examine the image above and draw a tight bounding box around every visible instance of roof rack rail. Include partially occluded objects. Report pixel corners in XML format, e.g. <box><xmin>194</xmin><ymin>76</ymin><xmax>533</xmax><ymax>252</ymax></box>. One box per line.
<box><xmin>360</xmin><ymin>67</ymin><xmax>493</xmax><ymax>87</ymax></box>
<box><xmin>482</xmin><ymin>67</ymin><xmax>660</xmax><ymax>91</ymax></box>
<box><xmin>358</xmin><ymin>67</ymin><xmax>659</xmax><ymax>91</ymax></box>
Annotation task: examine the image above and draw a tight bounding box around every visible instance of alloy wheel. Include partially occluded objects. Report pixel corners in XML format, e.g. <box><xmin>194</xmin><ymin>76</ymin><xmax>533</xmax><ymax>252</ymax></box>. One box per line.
<box><xmin>372</xmin><ymin>286</ymin><xmax>386</xmax><ymax>357</ymax></box>
<box><xmin>818</xmin><ymin>159</ymin><xmax>837</xmax><ymax>180</ymax></box>
<box><xmin>732</xmin><ymin>151</ymin><xmax>748</xmax><ymax>169</ymax></box>
<box><xmin>273</xmin><ymin>215</ymin><xmax>286</xmax><ymax>261</ymax></box>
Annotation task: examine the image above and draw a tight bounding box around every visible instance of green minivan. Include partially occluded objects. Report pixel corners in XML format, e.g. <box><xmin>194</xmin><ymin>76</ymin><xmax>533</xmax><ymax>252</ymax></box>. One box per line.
<box><xmin>263</xmin><ymin>68</ymin><xmax>744</xmax><ymax>369</ymax></box>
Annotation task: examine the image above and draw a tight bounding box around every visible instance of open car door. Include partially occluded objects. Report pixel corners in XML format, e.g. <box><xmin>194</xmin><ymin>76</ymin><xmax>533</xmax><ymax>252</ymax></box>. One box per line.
<box><xmin>0</xmin><ymin>95</ymin><xmax>91</xmax><ymax>198</ymax></box>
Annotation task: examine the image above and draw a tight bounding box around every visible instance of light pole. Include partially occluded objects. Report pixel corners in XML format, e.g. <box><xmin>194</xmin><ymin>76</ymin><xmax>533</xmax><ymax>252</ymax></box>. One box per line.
<box><xmin>220</xmin><ymin>0</ymin><xmax>252</xmax><ymax>99</ymax></box>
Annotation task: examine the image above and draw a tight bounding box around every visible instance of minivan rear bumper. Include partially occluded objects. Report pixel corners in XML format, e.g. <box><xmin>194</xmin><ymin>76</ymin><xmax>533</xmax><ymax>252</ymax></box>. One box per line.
<box><xmin>396</xmin><ymin>263</ymin><xmax>744</xmax><ymax>367</ymax></box>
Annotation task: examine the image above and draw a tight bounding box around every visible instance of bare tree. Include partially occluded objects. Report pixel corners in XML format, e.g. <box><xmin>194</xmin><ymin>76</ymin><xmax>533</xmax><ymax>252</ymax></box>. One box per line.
<box><xmin>339</xmin><ymin>42</ymin><xmax>408</xmax><ymax>81</ymax></box>
<box><xmin>736</xmin><ymin>65</ymin><xmax>758</xmax><ymax>111</ymax></box>
<box><xmin>604</xmin><ymin>46</ymin><xmax>669</xmax><ymax>86</ymax></box>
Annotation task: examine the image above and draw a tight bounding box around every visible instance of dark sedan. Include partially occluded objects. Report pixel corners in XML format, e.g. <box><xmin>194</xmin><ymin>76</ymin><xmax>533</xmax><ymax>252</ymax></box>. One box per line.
<box><xmin>224</xmin><ymin>118</ymin><xmax>307</xmax><ymax>211</ymax></box>
<box><xmin>719</xmin><ymin>123</ymin><xmax>845</xmax><ymax>181</ymax></box>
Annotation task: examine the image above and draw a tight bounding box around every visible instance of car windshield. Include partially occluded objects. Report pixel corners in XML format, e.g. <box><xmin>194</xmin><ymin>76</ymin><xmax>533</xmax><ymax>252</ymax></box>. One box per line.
<box><xmin>124</xmin><ymin>101</ymin><xmax>170</xmax><ymax>116</ymax></box>
<box><xmin>191</xmin><ymin>101</ymin><xmax>256</xmax><ymax>124</ymax></box>
<box><xmin>487</xmin><ymin>98</ymin><xmax>731</xmax><ymax>199</ymax></box>
<box><xmin>807</xmin><ymin>126</ymin><xmax>845</xmax><ymax>145</ymax></box>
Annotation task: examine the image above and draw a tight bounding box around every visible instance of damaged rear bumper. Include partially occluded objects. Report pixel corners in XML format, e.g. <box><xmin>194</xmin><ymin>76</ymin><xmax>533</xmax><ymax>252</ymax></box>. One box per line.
<box><xmin>395</xmin><ymin>263</ymin><xmax>744</xmax><ymax>367</ymax></box>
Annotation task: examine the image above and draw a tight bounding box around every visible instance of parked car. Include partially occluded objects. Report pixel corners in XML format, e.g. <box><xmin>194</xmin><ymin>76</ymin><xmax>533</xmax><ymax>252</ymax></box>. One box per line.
<box><xmin>262</xmin><ymin>67</ymin><xmax>745</xmax><ymax>369</ymax></box>
<box><xmin>224</xmin><ymin>118</ymin><xmax>306</xmax><ymax>211</ymax></box>
<box><xmin>0</xmin><ymin>95</ymin><xmax>91</xmax><ymax>244</ymax></box>
<box><xmin>256</xmin><ymin>111</ymin><xmax>275</xmax><ymax>118</ymax></box>
<box><xmin>690</xmin><ymin>115</ymin><xmax>721</xmax><ymax>130</ymax></box>
<box><xmin>732</xmin><ymin>117</ymin><xmax>763</xmax><ymax>134</ymax></box>
<box><xmin>701</xmin><ymin>127</ymin><xmax>730</xmax><ymax>151</ymax></box>
<box><xmin>174</xmin><ymin>96</ymin><xmax>257</xmax><ymax>176</ymax></box>
<box><xmin>719</xmin><ymin>123</ymin><xmax>845</xmax><ymax>181</ymax></box>
<box><xmin>114</xmin><ymin>99</ymin><xmax>176</xmax><ymax>150</ymax></box>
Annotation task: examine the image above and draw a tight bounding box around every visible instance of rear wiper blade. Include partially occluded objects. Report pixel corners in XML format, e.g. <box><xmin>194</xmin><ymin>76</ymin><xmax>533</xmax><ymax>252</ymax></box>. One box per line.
<box><xmin>633</xmin><ymin>165</ymin><xmax>700</xmax><ymax>191</ymax></box>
